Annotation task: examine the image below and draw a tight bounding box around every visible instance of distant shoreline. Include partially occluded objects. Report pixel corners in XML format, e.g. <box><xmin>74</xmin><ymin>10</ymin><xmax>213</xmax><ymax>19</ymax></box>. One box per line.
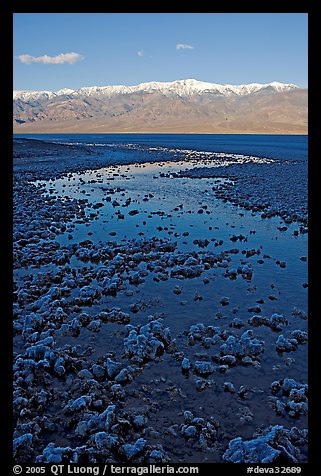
<box><xmin>13</xmin><ymin>129</ymin><xmax>308</xmax><ymax>135</ymax></box>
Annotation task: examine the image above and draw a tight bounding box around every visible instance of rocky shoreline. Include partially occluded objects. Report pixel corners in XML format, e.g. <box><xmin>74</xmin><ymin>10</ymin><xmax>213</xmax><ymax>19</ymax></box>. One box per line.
<box><xmin>174</xmin><ymin>160</ymin><xmax>308</xmax><ymax>228</ymax></box>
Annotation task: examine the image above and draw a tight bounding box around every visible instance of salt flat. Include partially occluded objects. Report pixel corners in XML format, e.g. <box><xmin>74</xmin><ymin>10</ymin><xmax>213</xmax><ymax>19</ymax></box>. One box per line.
<box><xmin>13</xmin><ymin>136</ymin><xmax>308</xmax><ymax>463</ymax></box>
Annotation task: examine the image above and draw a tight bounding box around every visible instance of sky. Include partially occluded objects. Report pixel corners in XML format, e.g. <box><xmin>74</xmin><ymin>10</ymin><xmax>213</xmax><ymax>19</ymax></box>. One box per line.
<box><xmin>13</xmin><ymin>13</ymin><xmax>308</xmax><ymax>91</ymax></box>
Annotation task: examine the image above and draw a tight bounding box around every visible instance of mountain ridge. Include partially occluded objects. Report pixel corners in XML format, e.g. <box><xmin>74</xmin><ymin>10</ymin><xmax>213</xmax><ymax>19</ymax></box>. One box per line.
<box><xmin>13</xmin><ymin>78</ymin><xmax>301</xmax><ymax>100</ymax></box>
<box><xmin>13</xmin><ymin>79</ymin><xmax>308</xmax><ymax>134</ymax></box>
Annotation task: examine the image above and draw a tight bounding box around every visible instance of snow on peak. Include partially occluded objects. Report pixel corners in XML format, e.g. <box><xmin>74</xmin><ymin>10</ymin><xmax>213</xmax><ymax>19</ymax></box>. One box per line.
<box><xmin>131</xmin><ymin>79</ymin><xmax>299</xmax><ymax>96</ymax></box>
<box><xmin>56</xmin><ymin>88</ymin><xmax>75</xmax><ymax>96</ymax></box>
<box><xmin>268</xmin><ymin>81</ymin><xmax>299</xmax><ymax>92</ymax></box>
<box><xmin>13</xmin><ymin>79</ymin><xmax>300</xmax><ymax>101</ymax></box>
<box><xmin>13</xmin><ymin>90</ymin><xmax>54</xmax><ymax>100</ymax></box>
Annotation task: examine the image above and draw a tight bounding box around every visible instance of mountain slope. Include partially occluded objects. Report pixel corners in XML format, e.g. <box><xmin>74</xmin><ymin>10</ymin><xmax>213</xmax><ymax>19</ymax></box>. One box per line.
<box><xmin>13</xmin><ymin>79</ymin><xmax>308</xmax><ymax>134</ymax></box>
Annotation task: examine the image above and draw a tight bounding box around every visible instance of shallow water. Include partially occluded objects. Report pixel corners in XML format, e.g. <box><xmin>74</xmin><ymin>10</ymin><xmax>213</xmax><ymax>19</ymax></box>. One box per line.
<box><xmin>15</xmin><ymin>133</ymin><xmax>308</xmax><ymax>162</ymax></box>
<box><xmin>39</xmin><ymin>160</ymin><xmax>307</xmax><ymax>413</ymax></box>
<box><xmin>14</xmin><ymin>137</ymin><xmax>308</xmax><ymax>463</ymax></box>
<box><xmin>38</xmin><ymin>159</ymin><xmax>307</xmax><ymax>290</ymax></box>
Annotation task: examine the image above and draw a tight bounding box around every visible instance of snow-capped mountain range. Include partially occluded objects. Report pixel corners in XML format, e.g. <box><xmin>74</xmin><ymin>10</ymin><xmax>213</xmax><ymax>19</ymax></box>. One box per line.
<box><xmin>13</xmin><ymin>78</ymin><xmax>299</xmax><ymax>101</ymax></box>
<box><xmin>13</xmin><ymin>79</ymin><xmax>307</xmax><ymax>134</ymax></box>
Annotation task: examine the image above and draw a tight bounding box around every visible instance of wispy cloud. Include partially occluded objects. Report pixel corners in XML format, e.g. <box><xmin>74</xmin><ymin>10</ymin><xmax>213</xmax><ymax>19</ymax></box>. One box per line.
<box><xmin>137</xmin><ymin>50</ymin><xmax>144</xmax><ymax>57</ymax></box>
<box><xmin>17</xmin><ymin>52</ymin><xmax>84</xmax><ymax>65</ymax></box>
<box><xmin>176</xmin><ymin>44</ymin><xmax>194</xmax><ymax>50</ymax></box>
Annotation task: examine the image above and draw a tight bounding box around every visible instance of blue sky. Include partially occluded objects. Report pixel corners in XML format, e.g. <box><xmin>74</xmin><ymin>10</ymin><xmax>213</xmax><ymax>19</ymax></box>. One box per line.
<box><xmin>13</xmin><ymin>13</ymin><xmax>308</xmax><ymax>91</ymax></box>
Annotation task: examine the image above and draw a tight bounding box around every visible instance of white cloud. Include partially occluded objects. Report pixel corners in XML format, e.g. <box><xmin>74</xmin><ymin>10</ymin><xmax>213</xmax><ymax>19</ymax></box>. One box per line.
<box><xmin>17</xmin><ymin>52</ymin><xmax>84</xmax><ymax>65</ymax></box>
<box><xmin>137</xmin><ymin>50</ymin><xmax>144</xmax><ymax>57</ymax></box>
<box><xmin>176</xmin><ymin>44</ymin><xmax>194</xmax><ymax>50</ymax></box>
